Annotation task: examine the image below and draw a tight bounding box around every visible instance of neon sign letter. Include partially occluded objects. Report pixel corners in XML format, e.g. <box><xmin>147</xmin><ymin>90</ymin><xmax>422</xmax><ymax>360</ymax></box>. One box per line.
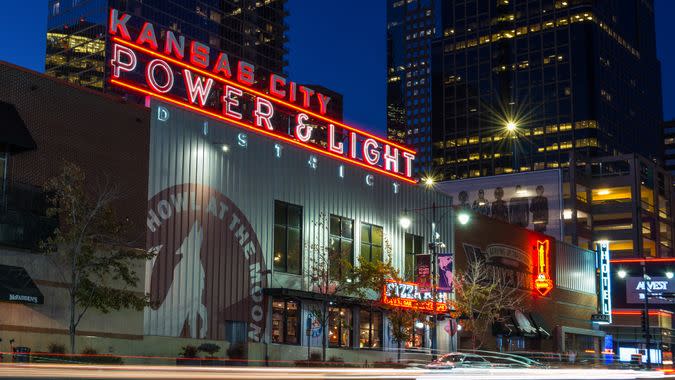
<box><xmin>534</xmin><ymin>240</ymin><xmax>553</xmax><ymax>296</ymax></box>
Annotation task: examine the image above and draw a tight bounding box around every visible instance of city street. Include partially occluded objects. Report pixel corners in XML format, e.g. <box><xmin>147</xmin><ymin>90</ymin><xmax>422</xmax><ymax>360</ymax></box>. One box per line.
<box><xmin>0</xmin><ymin>364</ymin><xmax>671</xmax><ymax>380</ymax></box>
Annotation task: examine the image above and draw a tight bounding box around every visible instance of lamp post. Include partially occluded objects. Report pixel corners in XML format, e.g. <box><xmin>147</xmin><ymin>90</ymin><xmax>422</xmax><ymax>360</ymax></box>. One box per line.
<box><xmin>400</xmin><ymin>203</ymin><xmax>465</xmax><ymax>357</ymax></box>
<box><xmin>641</xmin><ymin>261</ymin><xmax>651</xmax><ymax>369</ymax></box>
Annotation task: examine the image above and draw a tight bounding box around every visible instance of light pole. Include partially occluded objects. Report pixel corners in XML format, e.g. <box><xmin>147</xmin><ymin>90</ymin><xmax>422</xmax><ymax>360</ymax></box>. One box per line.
<box><xmin>399</xmin><ymin>204</ymin><xmax>467</xmax><ymax>357</ymax></box>
<box><xmin>641</xmin><ymin>261</ymin><xmax>651</xmax><ymax>369</ymax></box>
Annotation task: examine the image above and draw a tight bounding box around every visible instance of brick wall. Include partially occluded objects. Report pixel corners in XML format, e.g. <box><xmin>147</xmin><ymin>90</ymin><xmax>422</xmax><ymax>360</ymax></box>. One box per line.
<box><xmin>0</xmin><ymin>62</ymin><xmax>150</xmax><ymax>243</ymax></box>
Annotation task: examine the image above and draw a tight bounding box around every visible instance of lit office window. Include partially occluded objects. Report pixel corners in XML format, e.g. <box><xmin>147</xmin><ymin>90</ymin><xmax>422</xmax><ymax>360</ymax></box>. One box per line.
<box><xmin>360</xmin><ymin>223</ymin><xmax>383</xmax><ymax>262</ymax></box>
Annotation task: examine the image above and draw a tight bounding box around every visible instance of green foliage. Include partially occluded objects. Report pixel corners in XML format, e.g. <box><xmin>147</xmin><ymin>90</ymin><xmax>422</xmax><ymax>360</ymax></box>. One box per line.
<box><xmin>180</xmin><ymin>345</ymin><xmax>199</xmax><ymax>358</ymax></box>
<box><xmin>198</xmin><ymin>343</ymin><xmax>221</xmax><ymax>357</ymax></box>
<box><xmin>40</xmin><ymin>162</ymin><xmax>154</xmax><ymax>353</ymax></box>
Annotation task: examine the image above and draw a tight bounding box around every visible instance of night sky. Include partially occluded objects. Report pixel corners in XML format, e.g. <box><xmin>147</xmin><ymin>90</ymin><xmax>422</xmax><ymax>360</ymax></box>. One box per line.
<box><xmin>1</xmin><ymin>0</ymin><xmax>673</xmax><ymax>136</ymax></box>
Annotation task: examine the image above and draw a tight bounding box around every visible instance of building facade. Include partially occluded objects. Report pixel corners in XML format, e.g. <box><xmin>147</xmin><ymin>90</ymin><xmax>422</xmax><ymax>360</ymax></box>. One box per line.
<box><xmin>430</xmin><ymin>0</ymin><xmax>663</xmax><ymax>180</ymax></box>
<box><xmin>386</xmin><ymin>0</ymin><xmax>442</xmax><ymax>174</ymax></box>
<box><xmin>664</xmin><ymin>119</ymin><xmax>675</xmax><ymax>183</ymax></box>
<box><xmin>46</xmin><ymin>0</ymin><xmax>288</xmax><ymax>90</ymax></box>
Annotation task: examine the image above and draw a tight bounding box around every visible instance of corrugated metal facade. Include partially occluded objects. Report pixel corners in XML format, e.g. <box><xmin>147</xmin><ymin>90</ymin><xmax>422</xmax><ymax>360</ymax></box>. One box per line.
<box><xmin>143</xmin><ymin>101</ymin><xmax>453</xmax><ymax>343</ymax></box>
<box><xmin>555</xmin><ymin>241</ymin><xmax>596</xmax><ymax>295</ymax></box>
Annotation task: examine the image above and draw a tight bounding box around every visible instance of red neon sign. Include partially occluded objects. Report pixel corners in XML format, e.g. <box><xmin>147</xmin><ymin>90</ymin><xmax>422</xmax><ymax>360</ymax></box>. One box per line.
<box><xmin>381</xmin><ymin>281</ymin><xmax>448</xmax><ymax>313</ymax></box>
<box><xmin>533</xmin><ymin>240</ymin><xmax>553</xmax><ymax>296</ymax></box>
<box><xmin>106</xmin><ymin>9</ymin><xmax>417</xmax><ymax>183</ymax></box>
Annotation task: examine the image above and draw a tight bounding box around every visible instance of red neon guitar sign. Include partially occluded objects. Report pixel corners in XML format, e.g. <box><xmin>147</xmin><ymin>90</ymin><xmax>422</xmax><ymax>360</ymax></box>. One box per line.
<box><xmin>106</xmin><ymin>8</ymin><xmax>417</xmax><ymax>184</ymax></box>
<box><xmin>533</xmin><ymin>240</ymin><xmax>553</xmax><ymax>296</ymax></box>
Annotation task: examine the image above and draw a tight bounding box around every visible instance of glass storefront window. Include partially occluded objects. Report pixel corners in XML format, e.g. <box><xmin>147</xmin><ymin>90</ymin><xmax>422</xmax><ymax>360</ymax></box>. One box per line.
<box><xmin>405</xmin><ymin>320</ymin><xmax>425</xmax><ymax>349</ymax></box>
<box><xmin>329</xmin><ymin>307</ymin><xmax>352</xmax><ymax>348</ymax></box>
<box><xmin>359</xmin><ymin>309</ymin><xmax>382</xmax><ymax>349</ymax></box>
<box><xmin>271</xmin><ymin>299</ymin><xmax>300</xmax><ymax>345</ymax></box>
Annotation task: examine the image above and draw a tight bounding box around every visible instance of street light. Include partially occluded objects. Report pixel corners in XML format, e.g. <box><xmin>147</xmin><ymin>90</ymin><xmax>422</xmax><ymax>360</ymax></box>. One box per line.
<box><xmin>422</xmin><ymin>176</ymin><xmax>435</xmax><ymax>188</ymax></box>
<box><xmin>457</xmin><ymin>212</ymin><xmax>470</xmax><ymax>225</ymax></box>
<box><xmin>399</xmin><ymin>215</ymin><xmax>412</xmax><ymax>230</ymax></box>
<box><xmin>618</xmin><ymin>269</ymin><xmax>627</xmax><ymax>279</ymax></box>
<box><xmin>667</xmin><ymin>272</ymin><xmax>674</xmax><ymax>279</ymax></box>
<box><xmin>506</xmin><ymin>121</ymin><xmax>517</xmax><ymax>132</ymax></box>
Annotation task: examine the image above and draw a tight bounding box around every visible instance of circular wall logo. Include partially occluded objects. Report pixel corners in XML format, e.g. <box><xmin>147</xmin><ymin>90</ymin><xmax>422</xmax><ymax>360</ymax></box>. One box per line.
<box><xmin>144</xmin><ymin>183</ymin><xmax>267</xmax><ymax>342</ymax></box>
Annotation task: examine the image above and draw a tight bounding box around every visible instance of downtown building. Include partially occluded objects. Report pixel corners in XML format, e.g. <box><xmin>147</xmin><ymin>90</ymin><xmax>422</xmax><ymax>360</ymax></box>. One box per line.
<box><xmin>46</xmin><ymin>0</ymin><xmax>288</xmax><ymax>91</ymax></box>
<box><xmin>386</xmin><ymin>0</ymin><xmax>442</xmax><ymax>175</ymax></box>
<box><xmin>429</xmin><ymin>0</ymin><xmax>663</xmax><ymax>180</ymax></box>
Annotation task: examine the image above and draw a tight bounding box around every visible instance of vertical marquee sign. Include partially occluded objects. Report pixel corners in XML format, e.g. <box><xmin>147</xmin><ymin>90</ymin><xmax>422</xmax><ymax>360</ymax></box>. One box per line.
<box><xmin>534</xmin><ymin>240</ymin><xmax>553</xmax><ymax>296</ymax></box>
<box><xmin>593</xmin><ymin>241</ymin><xmax>612</xmax><ymax>324</ymax></box>
<box><xmin>106</xmin><ymin>8</ymin><xmax>417</xmax><ymax>183</ymax></box>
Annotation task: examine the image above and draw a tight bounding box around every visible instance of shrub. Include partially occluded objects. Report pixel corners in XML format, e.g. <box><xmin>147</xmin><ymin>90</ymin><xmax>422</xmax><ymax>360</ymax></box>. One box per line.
<box><xmin>198</xmin><ymin>343</ymin><xmax>221</xmax><ymax>357</ymax></box>
<box><xmin>47</xmin><ymin>343</ymin><xmax>66</xmax><ymax>354</ymax></box>
<box><xmin>226</xmin><ymin>342</ymin><xmax>246</xmax><ymax>359</ymax></box>
<box><xmin>179</xmin><ymin>345</ymin><xmax>199</xmax><ymax>358</ymax></box>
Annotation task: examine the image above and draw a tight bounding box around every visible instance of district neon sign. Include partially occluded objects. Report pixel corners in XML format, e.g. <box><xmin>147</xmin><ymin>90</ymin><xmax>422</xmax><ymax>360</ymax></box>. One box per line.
<box><xmin>533</xmin><ymin>240</ymin><xmax>553</xmax><ymax>296</ymax></box>
<box><xmin>381</xmin><ymin>281</ymin><xmax>448</xmax><ymax>313</ymax></box>
<box><xmin>107</xmin><ymin>9</ymin><xmax>416</xmax><ymax>183</ymax></box>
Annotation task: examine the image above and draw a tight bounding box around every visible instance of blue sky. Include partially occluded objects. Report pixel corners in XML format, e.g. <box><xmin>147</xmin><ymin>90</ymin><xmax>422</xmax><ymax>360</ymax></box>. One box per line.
<box><xmin>1</xmin><ymin>0</ymin><xmax>673</xmax><ymax>135</ymax></box>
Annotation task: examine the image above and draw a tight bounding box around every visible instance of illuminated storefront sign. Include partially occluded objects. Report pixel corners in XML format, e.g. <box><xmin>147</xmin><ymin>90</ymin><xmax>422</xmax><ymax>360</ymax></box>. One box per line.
<box><xmin>533</xmin><ymin>240</ymin><xmax>553</xmax><ymax>296</ymax></box>
<box><xmin>106</xmin><ymin>8</ymin><xmax>416</xmax><ymax>184</ymax></box>
<box><xmin>381</xmin><ymin>281</ymin><xmax>448</xmax><ymax>313</ymax></box>
<box><xmin>594</xmin><ymin>241</ymin><xmax>612</xmax><ymax>324</ymax></box>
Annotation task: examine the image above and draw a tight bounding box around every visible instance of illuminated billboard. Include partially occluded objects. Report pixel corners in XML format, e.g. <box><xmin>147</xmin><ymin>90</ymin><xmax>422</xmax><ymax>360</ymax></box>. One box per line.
<box><xmin>106</xmin><ymin>8</ymin><xmax>416</xmax><ymax>184</ymax></box>
<box><xmin>436</xmin><ymin>170</ymin><xmax>563</xmax><ymax>239</ymax></box>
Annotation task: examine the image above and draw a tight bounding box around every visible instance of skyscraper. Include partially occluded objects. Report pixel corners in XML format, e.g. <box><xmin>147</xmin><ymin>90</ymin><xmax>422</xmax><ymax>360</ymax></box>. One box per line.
<box><xmin>46</xmin><ymin>0</ymin><xmax>288</xmax><ymax>91</ymax></box>
<box><xmin>430</xmin><ymin>0</ymin><xmax>663</xmax><ymax>180</ymax></box>
<box><xmin>386</xmin><ymin>0</ymin><xmax>441</xmax><ymax>175</ymax></box>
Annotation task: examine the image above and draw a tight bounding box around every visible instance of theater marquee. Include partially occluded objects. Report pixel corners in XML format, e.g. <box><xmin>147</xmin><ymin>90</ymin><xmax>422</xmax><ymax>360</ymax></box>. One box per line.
<box><xmin>106</xmin><ymin>8</ymin><xmax>417</xmax><ymax>183</ymax></box>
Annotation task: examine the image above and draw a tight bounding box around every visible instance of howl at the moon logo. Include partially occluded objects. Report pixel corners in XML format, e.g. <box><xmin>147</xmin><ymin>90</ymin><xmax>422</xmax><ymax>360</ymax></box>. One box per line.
<box><xmin>144</xmin><ymin>183</ymin><xmax>267</xmax><ymax>342</ymax></box>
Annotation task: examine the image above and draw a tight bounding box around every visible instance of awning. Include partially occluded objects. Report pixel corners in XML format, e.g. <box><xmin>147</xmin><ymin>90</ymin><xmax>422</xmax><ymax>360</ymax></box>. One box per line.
<box><xmin>0</xmin><ymin>102</ymin><xmax>36</xmax><ymax>153</ymax></box>
<box><xmin>492</xmin><ymin>316</ymin><xmax>517</xmax><ymax>336</ymax></box>
<box><xmin>529</xmin><ymin>312</ymin><xmax>552</xmax><ymax>339</ymax></box>
<box><xmin>0</xmin><ymin>265</ymin><xmax>44</xmax><ymax>304</ymax></box>
<box><xmin>513</xmin><ymin>310</ymin><xmax>538</xmax><ymax>337</ymax></box>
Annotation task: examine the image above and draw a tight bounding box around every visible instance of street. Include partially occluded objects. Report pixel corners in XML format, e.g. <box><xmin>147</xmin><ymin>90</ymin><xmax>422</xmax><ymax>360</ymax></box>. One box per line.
<box><xmin>0</xmin><ymin>364</ymin><xmax>671</xmax><ymax>380</ymax></box>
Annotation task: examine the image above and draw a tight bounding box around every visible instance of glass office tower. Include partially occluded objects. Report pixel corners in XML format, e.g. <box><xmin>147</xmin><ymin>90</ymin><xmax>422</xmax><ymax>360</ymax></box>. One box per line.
<box><xmin>386</xmin><ymin>0</ymin><xmax>442</xmax><ymax>175</ymax></box>
<box><xmin>46</xmin><ymin>0</ymin><xmax>288</xmax><ymax>91</ymax></box>
<box><xmin>430</xmin><ymin>0</ymin><xmax>663</xmax><ymax>180</ymax></box>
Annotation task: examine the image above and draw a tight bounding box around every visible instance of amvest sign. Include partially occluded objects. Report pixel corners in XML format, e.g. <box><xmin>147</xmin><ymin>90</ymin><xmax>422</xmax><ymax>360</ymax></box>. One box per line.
<box><xmin>626</xmin><ymin>277</ymin><xmax>675</xmax><ymax>305</ymax></box>
<box><xmin>106</xmin><ymin>8</ymin><xmax>416</xmax><ymax>184</ymax></box>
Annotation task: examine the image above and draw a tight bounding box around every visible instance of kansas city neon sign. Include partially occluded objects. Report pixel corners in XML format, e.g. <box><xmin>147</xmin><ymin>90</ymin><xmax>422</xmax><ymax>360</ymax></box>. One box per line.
<box><xmin>381</xmin><ymin>281</ymin><xmax>448</xmax><ymax>313</ymax></box>
<box><xmin>534</xmin><ymin>240</ymin><xmax>553</xmax><ymax>296</ymax></box>
<box><xmin>107</xmin><ymin>9</ymin><xmax>416</xmax><ymax>183</ymax></box>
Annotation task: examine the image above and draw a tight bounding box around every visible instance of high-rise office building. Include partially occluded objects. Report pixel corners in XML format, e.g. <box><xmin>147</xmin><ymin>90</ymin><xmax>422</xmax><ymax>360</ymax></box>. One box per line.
<box><xmin>46</xmin><ymin>0</ymin><xmax>288</xmax><ymax>91</ymax></box>
<box><xmin>664</xmin><ymin>119</ymin><xmax>675</xmax><ymax>182</ymax></box>
<box><xmin>430</xmin><ymin>0</ymin><xmax>663</xmax><ymax>180</ymax></box>
<box><xmin>386</xmin><ymin>0</ymin><xmax>441</xmax><ymax>175</ymax></box>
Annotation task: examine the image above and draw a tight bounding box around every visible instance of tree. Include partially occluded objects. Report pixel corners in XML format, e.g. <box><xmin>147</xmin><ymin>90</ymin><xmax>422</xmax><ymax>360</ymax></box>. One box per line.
<box><xmin>305</xmin><ymin>212</ymin><xmax>398</xmax><ymax>361</ymax></box>
<box><xmin>387</xmin><ymin>307</ymin><xmax>422</xmax><ymax>363</ymax></box>
<box><xmin>448</xmin><ymin>256</ymin><xmax>527</xmax><ymax>349</ymax></box>
<box><xmin>41</xmin><ymin>162</ymin><xmax>153</xmax><ymax>354</ymax></box>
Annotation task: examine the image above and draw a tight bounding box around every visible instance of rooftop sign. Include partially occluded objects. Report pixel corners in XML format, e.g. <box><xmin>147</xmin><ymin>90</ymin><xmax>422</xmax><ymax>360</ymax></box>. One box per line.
<box><xmin>107</xmin><ymin>9</ymin><xmax>417</xmax><ymax>183</ymax></box>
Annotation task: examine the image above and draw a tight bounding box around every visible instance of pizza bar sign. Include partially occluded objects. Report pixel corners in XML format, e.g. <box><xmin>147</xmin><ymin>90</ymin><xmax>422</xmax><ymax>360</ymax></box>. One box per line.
<box><xmin>107</xmin><ymin>9</ymin><xmax>416</xmax><ymax>183</ymax></box>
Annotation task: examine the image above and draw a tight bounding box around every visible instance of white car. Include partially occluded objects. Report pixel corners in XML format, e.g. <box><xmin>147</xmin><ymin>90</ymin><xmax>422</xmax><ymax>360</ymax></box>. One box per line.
<box><xmin>426</xmin><ymin>353</ymin><xmax>492</xmax><ymax>369</ymax></box>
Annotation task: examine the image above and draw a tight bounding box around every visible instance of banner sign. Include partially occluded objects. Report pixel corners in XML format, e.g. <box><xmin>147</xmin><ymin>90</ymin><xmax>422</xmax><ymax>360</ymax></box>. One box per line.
<box><xmin>415</xmin><ymin>254</ymin><xmax>431</xmax><ymax>291</ymax></box>
<box><xmin>106</xmin><ymin>8</ymin><xmax>416</xmax><ymax>183</ymax></box>
<box><xmin>626</xmin><ymin>277</ymin><xmax>675</xmax><ymax>304</ymax></box>
<box><xmin>437</xmin><ymin>253</ymin><xmax>453</xmax><ymax>292</ymax></box>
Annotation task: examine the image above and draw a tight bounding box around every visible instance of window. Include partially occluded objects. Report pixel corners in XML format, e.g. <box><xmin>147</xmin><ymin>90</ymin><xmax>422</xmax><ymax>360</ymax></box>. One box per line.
<box><xmin>405</xmin><ymin>320</ymin><xmax>426</xmax><ymax>348</ymax></box>
<box><xmin>328</xmin><ymin>307</ymin><xmax>352</xmax><ymax>348</ymax></box>
<box><xmin>274</xmin><ymin>201</ymin><xmax>302</xmax><ymax>274</ymax></box>
<box><xmin>360</xmin><ymin>223</ymin><xmax>383</xmax><ymax>262</ymax></box>
<box><xmin>225</xmin><ymin>320</ymin><xmax>247</xmax><ymax>343</ymax></box>
<box><xmin>404</xmin><ymin>233</ymin><xmax>424</xmax><ymax>280</ymax></box>
<box><xmin>329</xmin><ymin>215</ymin><xmax>354</xmax><ymax>279</ymax></box>
<box><xmin>359</xmin><ymin>309</ymin><xmax>382</xmax><ymax>349</ymax></box>
<box><xmin>271</xmin><ymin>299</ymin><xmax>300</xmax><ymax>344</ymax></box>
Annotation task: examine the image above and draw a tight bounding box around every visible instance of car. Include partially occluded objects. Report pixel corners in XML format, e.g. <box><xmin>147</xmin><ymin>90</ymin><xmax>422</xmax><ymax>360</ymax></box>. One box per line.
<box><xmin>426</xmin><ymin>353</ymin><xmax>492</xmax><ymax>369</ymax></box>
